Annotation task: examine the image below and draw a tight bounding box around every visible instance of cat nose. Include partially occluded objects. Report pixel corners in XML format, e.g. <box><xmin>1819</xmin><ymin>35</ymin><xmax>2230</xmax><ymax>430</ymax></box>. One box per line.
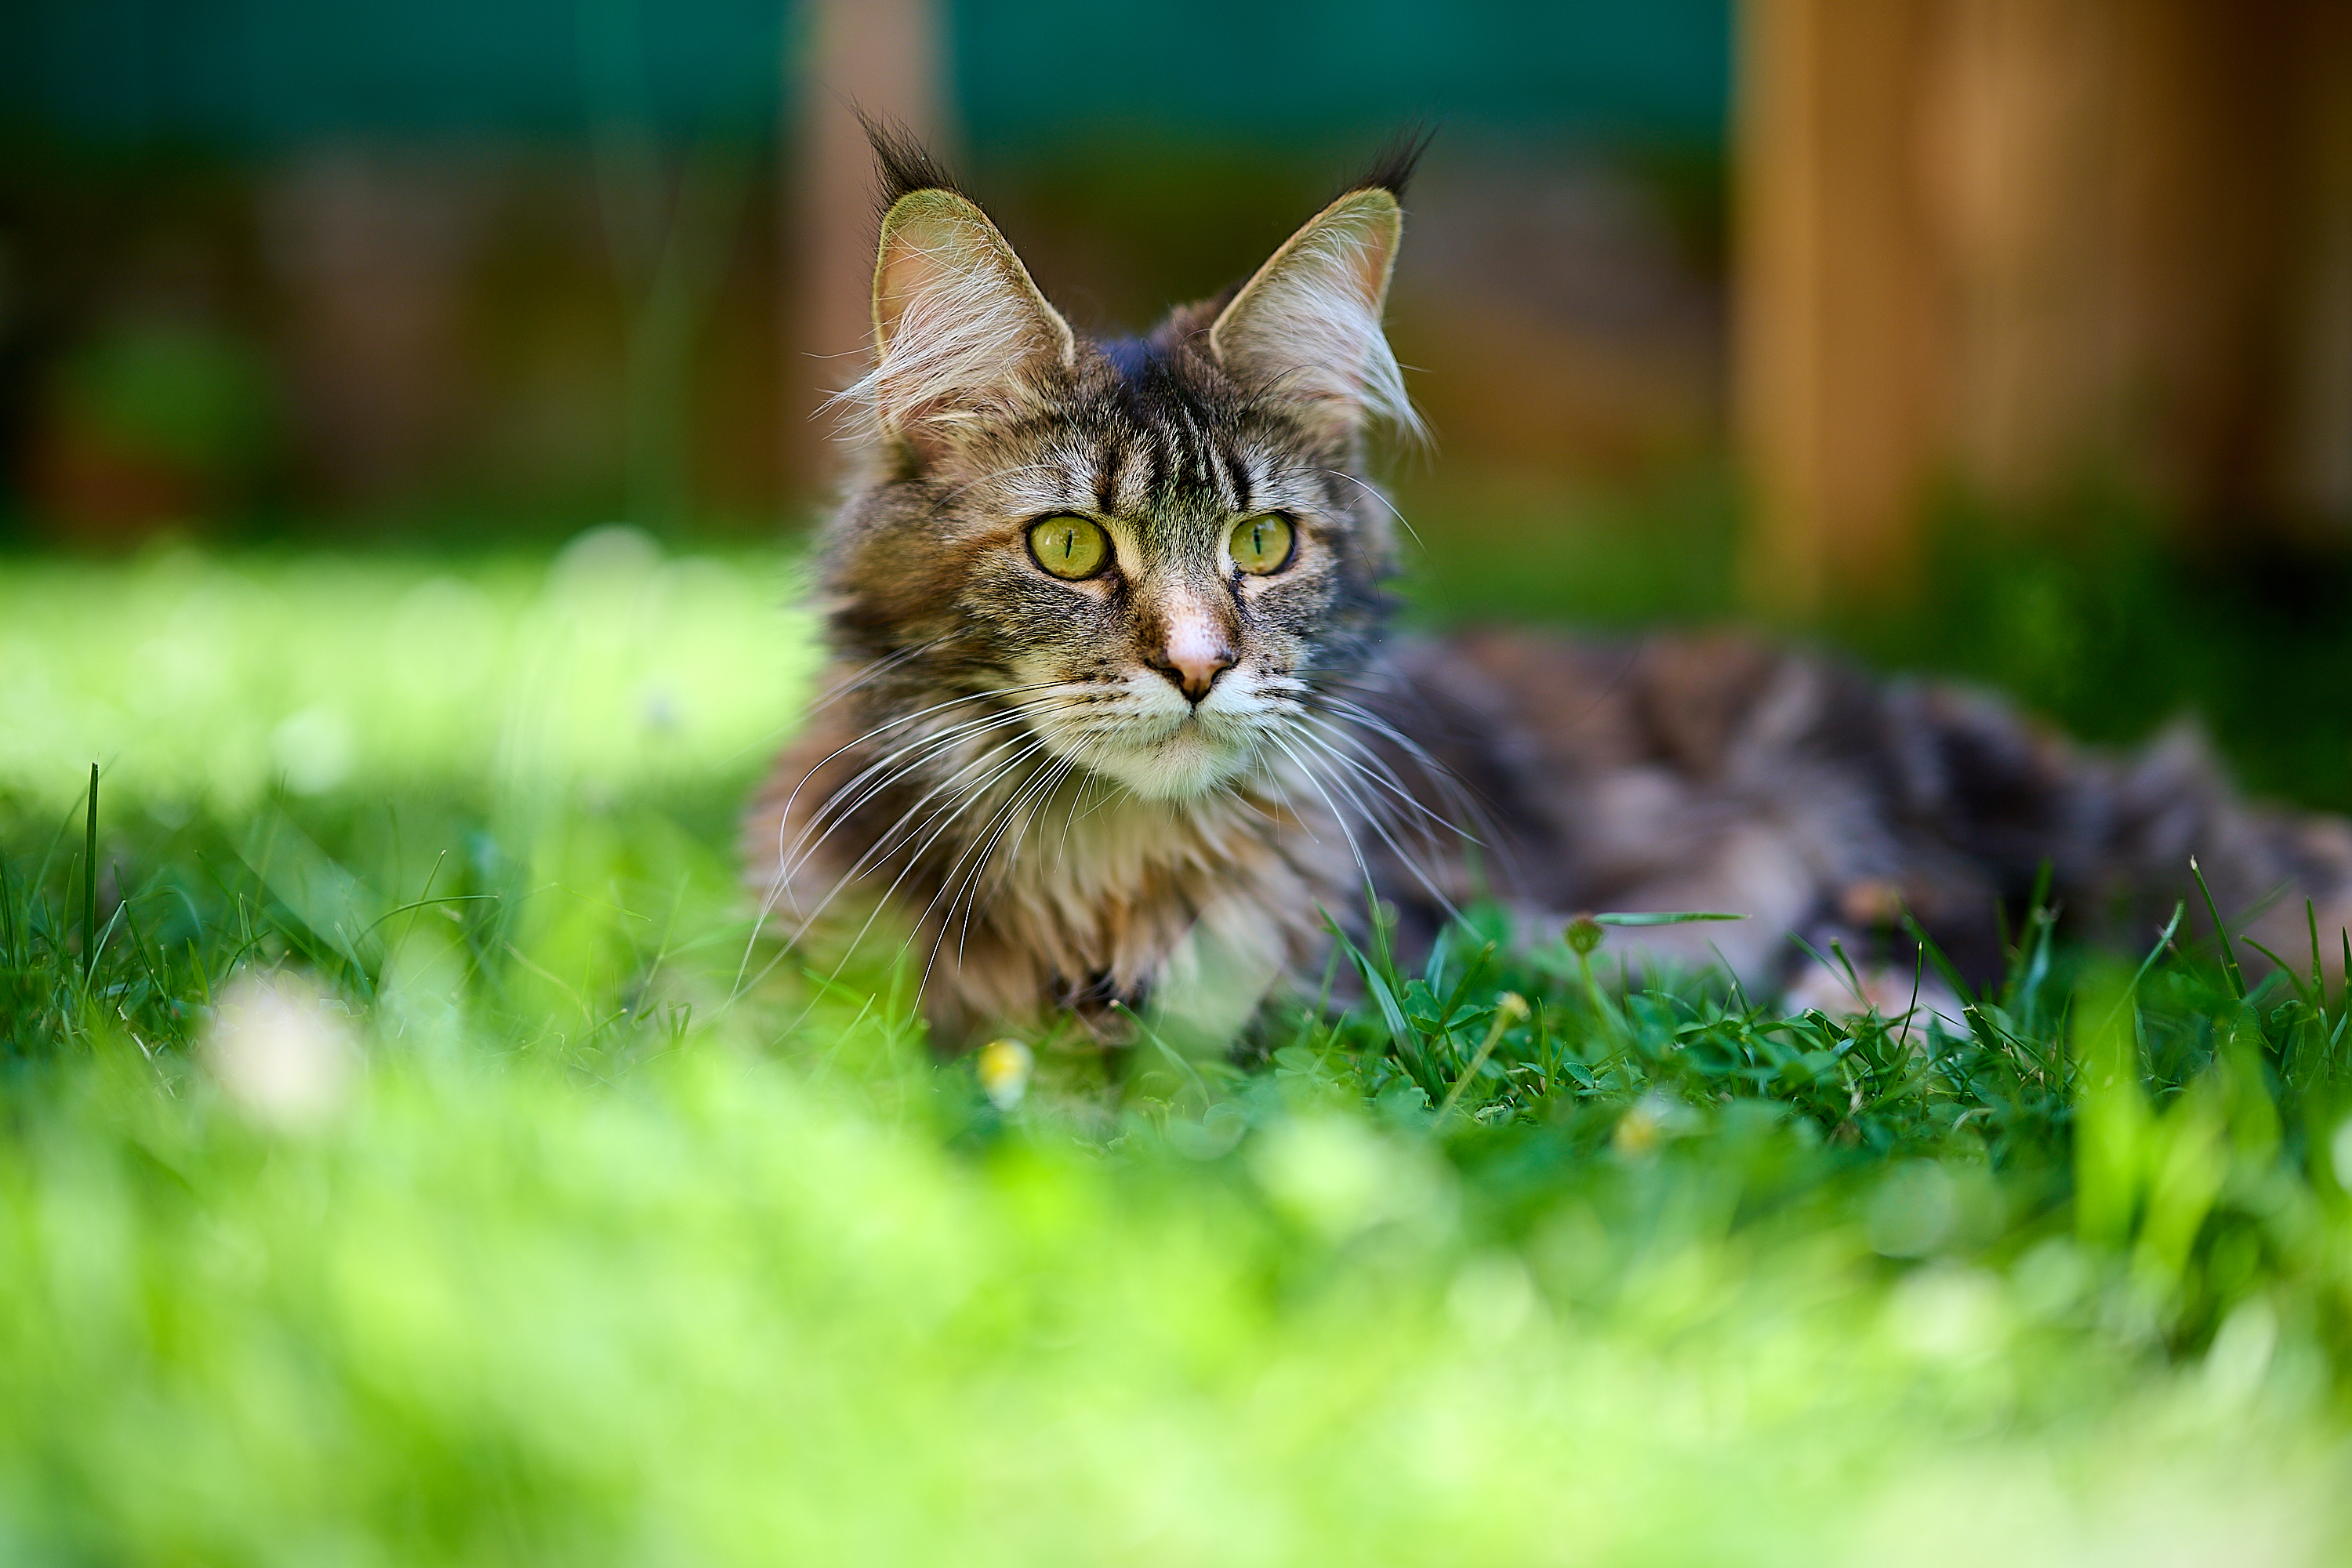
<box><xmin>1146</xmin><ymin>638</ymin><xmax>1236</xmax><ymax>703</ymax></box>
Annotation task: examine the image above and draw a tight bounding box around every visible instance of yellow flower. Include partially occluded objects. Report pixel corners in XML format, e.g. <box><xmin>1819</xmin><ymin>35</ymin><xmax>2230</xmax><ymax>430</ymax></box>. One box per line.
<box><xmin>976</xmin><ymin>1038</ymin><xmax>1033</xmax><ymax>1109</ymax></box>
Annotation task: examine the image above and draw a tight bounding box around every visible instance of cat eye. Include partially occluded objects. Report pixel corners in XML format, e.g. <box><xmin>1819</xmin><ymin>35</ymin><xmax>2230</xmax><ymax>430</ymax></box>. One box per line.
<box><xmin>1229</xmin><ymin>514</ymin><xmax>1295</xmax><ymax>575</ymax></box>
<box><xmin>1027</xmin><ymin>514</ymin><xmax>1110</xmax><ymax>580</ymax></box>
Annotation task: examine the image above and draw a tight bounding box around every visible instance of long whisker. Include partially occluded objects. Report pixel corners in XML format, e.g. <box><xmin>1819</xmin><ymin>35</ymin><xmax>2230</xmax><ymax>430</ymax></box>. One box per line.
<box><xmin>728</xmin><ymin>728</ymin><xmax>1046</xmax><ymax>1010</ymax></box>
<box><xmin>756</xmin><ymin>681</ymin><xmax>1065</xmax><ymax>893</ymax></box>
<box><xmin>1289</xmin><ymin>730</ymin><xmax>1425</xmax><ymax>852</ymax></box>
<box><xmin>795</xmin><ymin>637</ymin><xmax>943</xmax><ymax>722</ymax></box>
<box><xmin>1248</xmin><ymin>750</ymin><xmax>1316</xmax><ymax>844</ymax></box>
<box><xmin>1314</xmin><ymin>466</ymin><xmax>1423</xmax><ymax>549</ymax></box>
<box><xmin>715</xmin><ymin>638</ymin><xmax>949</xmax><ymax>773</ymax></box>
<box><xmin>1293</xmin><ymin>710</ymin><xmax>1474</xmax><ymax>842</ymax></box>
<box><xmin>735</xmin><ymin>685</ymin><xmax>1080</xmax><ymax>1005</ymax></box>
<box><xmin>757</xmin><ymin>677</ymin><xmax>1099</xmax><ymax>898</ymax></box>
<box><xmin>1261</xmin><ymin>731</ymin><xmax>1373</xmax><ymax>887</ymax></box>
<box><xmin>928</xmin><ymin>746</ymin><xmax>1082</xmax><ymax>996</ymax></box>
<box><xmin>1013</xmin><ymin>751</ymin><xmax>1091</xmax><ymax>888</ymax></box>
<box><xmin>766</xmin><ymin>705</ymin><xmax>1051</xmax><ymax>901</ymax></box>
<box><xmin>784</xmin><ymin>724</ymin><xmax>1054</xmax><ymax>936</ymax></box>
<box><xmin>957</xmin><ymin>754</ymin><xmax>1073</xmax><ymax>937</ymax></box>
<box><xmin>737</xmin><ymin>702</ymin><xmax>1056</xmax><ymax>996</ymax></box>
<box><xmin>1301</xmin><ymin>689</ymin><xmax>1503</xmax><ymax>851</ymax></box>
<box><xmin>1284</xmin><ymin>726</ymin><xmax>1465</xmax><ymax>925</ymax></box>
<box><xmin>1053</xmin><ymin>764</ymin><xmax>1107</xmax><ymax>866</ymax></box>
<box><xmin>895</xmin><ymin>738</ymin><xmax>1077</xmax><ymax>1003</ymax></box>
<box><xmin>1282</xmin><ymin>731</ymin><xmax>1411</xmax><ymax>865</ymax></box>
<box><xmin>824</xmin><ymin>735</ymin><xmax>1053</xmax><ymax>968</ymax></box>
<box><xmin>760</xmin><ymin>734</ymin><xmax>1056</xmax><ymax>1022</ymax></box>
<box><xmin>1308</xmin><ymin>691</ymin><xmax>1465</xmax><ymax>782</ymax></box>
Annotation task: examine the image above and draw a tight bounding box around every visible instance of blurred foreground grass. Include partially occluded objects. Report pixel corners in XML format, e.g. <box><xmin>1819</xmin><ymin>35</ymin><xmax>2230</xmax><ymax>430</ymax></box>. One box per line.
<box><xmin>5</xmin><ymin>528</ymin><xmax>2352</xmax><ymax>1563</ymax></box>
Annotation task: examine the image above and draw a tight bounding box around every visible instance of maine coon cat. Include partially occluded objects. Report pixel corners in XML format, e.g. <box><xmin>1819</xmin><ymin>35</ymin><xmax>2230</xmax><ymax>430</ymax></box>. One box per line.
<box><xmin>746</xmin><ymin>131</ymin><xmax>2352</xmax><ymax>1048</ymax></box>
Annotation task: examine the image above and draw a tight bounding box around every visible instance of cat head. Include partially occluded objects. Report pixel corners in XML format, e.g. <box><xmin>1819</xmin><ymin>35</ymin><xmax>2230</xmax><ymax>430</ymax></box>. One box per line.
<box><xmin>821</xmin><ymin>129</ymin><xmax>1425</xmax><ymax>802</ymax></box>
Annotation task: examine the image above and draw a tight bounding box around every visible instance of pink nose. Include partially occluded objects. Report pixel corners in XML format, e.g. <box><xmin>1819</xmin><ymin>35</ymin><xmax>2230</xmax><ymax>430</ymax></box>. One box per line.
<box><xmin>1147</xmin><ymin>641</ymin><xmax>1236</xmax><ymax>703</ymax></box>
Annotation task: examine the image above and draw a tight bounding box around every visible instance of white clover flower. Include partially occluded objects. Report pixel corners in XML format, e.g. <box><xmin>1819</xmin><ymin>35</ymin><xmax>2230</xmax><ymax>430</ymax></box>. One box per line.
<box><xmin>201</xmin><ymin>970</ymin><xmax>361</xmax><ymax>1131</ymax></box>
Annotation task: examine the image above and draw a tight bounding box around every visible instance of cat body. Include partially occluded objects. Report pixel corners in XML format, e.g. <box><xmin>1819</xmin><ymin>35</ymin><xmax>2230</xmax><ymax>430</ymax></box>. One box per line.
<box><xmin>746</xmin><ymin>132</ymin><xmax>2352</xmax><ymax>1046</ymax></box>
<box><xmin>1367</xmin><ymin>630</ymin><xmax>2352</xmax><ymax>993</ymax></box>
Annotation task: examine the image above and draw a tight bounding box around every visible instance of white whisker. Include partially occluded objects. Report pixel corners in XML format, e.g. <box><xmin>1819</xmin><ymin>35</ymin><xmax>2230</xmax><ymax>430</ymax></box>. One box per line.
<box><xmin>1294</xmin><ymin>711</ymin><xmax>1472</xmax><ymax>842</ymax></box>
<box><xmin>1284</xmin><ymin>726</ymin><xmax>1465</xmax><ymax>924</ymax></box>
<box><xmin>728</xmin><ymin>728</ymin><xmax>1051</xmax><ymax>1011</ymax></box>
<box><xmin>785</xmin><ymin>735</ymin><xmax>1058</xmax><ymax>1019</ymax></box>
<box><xmin>1314</xmin><ymin>466</ymin><xmax>1423</xmax><ymax>549</ymax></box>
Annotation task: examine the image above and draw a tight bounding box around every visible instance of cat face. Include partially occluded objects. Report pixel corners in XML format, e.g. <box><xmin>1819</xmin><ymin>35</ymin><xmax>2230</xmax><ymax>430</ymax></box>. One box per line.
<box><xmin>820</xmin><ymin>154</ymin><xmax>1421</xmax><ymax>804</ymax></box>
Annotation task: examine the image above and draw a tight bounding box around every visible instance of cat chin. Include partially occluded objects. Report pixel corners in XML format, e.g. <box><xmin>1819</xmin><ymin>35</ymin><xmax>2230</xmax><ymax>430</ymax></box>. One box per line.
<box><xmin>1072</xmin><ymin>725</ymin><xmax>1261</xmax><ymax>802</ymax></box>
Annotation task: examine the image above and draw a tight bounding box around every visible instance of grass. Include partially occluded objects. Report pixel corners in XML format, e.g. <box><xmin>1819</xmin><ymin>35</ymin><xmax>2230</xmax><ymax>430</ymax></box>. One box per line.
<box><xmin>5</xmin><ymin>528</ymin><xmax>2352</xmax><ymax>1563</ymax></box>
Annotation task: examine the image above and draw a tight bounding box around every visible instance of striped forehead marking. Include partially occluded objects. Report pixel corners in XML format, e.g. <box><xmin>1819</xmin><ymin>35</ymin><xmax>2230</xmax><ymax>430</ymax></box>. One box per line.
<box><xmin>996</xmin><ymin>351</ymin><xmax>1295</xmax><ymax>524</ymax></box>
<box><xmin>1085</xmin><ymin>424</ymin><xmax>1274</xmax><ymax>523</ymax></box>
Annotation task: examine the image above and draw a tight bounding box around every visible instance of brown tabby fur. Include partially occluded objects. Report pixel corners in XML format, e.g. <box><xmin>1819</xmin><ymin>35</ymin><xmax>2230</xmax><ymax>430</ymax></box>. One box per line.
<box><xmin>746</xmin><ymin>132</ymin><xmax>2352</xmax><ymax>1048</ymax></box>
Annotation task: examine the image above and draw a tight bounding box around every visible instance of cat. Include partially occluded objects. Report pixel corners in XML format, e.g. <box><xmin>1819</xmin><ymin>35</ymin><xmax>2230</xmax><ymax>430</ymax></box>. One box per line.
<box><xmin>745</xmin><ymin>129</ymin><xmax>2352</xmax><ymax>1049</ymax></box>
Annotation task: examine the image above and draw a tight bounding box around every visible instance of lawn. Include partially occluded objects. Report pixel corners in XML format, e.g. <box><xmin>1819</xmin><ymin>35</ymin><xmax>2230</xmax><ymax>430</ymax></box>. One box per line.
<box><xmin>4</xmin><ymin>526</ymin><xmax>2351</xmax><ymax>1564</ymax></box>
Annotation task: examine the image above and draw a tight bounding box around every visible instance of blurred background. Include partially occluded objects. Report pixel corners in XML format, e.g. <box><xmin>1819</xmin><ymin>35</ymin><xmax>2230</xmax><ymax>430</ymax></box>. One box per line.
<box><xmin>2</xmin><ymin>0</ymin><xmax>2350</xmax><ymax>793</ymax></box>
<box><xmin>0</xmin><ymin>0</ymin><xmax>1732</xmax><ymax>539</ymax></box>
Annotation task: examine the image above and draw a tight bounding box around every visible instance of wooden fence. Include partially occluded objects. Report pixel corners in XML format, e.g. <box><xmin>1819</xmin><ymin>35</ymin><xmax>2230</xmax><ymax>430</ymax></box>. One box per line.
<box><xmin>1738</xmin><ymin>0</ymin><xmax>2352</xmax><ymax>609</ymax></box>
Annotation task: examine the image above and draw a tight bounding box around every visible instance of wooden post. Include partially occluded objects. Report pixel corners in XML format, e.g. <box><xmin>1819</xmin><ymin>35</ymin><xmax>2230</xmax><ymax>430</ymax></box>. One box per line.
<box><xmin>2284</xmin><ymin>0</ymin><xmax>2352</xmax><ymax>533</ymax></box>
<box><xmin>1734</xmin><ymin>0</ymin><xmax>1940</xmax><ymax>615</ymax></box>
<box><xmin>783</xmin><ymin>0</ymin><xmax>947</xmax><ymax>499</ymax></box>
<box><xmin>1925</xmin><ymin>0</ymin><xmax>2130</xmax><ymax>506</ymax></box>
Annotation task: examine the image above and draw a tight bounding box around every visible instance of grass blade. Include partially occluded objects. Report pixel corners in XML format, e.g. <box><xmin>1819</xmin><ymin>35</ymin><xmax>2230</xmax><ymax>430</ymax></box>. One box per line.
<box><xmin>2242</xmin><ymin>939</ymin><xmax>2304</xmax><ymax>1002</ymax></box>
<box><xmin>81</xmin><ymin>762</ymin><xmax>99</xmax><ymax>987</ymax></box>
<box><xmin>1591</xmin><ymin>910</ymin><xmax>1744</xmax><ymax>927</ymax></box>
<box><xmin>1900</xmin><ymin>913</ymin><xmax>1978</xmax><ymax>1010</ymax></box>
<box><xmin>1322</xmin><ymin>909</ymin><xmax>1426</xmax><ymax>1088</ymax></box>
<box><xmin>2188</xmin><ymin>855</ymin><xmax>2245</xmax><ymax>1000</ymax></box>
<box><xmin>1435</xmin><ymin>992</ymin><xmax>1527</xmax><ymax>1127</ymax></box>
<box><xmin>2100</xmin><ymin>902</ymin><xmax>2185</xmax><ymax>1033</ymax></box>
<box><xmin>2310</xmin><ymin>898</ymin><xmax>2325</xmax><ymax>1014</ymax></box>
<box><xmin>0</xmin><ymin>847</ymin><xmax>16</xmax><ymax>964</ymax></box>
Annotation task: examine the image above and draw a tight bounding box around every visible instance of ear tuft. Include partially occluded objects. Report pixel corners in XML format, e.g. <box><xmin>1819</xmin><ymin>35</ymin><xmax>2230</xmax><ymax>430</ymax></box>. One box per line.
<box><xmin>858</xmin><ymin>111</ymin><xmax>966</xmax><ymax>217</ymax></box>
<box><xmin>1353</xmin><ymin>122</ymin><xmax>1436</xmax><ymax>201</ymax></box>
<box><xmin>1209</xmin><ymin>187</ymin><xmax>1421</xmax><ymax>444</ymax></box>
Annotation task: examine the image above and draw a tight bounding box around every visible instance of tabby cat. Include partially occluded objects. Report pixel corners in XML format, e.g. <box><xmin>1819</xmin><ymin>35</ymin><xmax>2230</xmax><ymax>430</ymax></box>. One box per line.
<box><xmin>745</xmin><ymin>131</ymin><xmax>2352</xmax><ymax>1048</ymax></box>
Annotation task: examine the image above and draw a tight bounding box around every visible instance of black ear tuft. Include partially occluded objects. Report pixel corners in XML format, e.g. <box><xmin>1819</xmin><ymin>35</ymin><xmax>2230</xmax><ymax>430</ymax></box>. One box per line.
<box><xmin>860</xmin><ymin>111</ymin><xmax>964</xmax><ymax>216</ymax></box>
<box><xmin>1352</xmin><ymin>122</ymin><xmax>1437</xmax><ymax>201</ymax></box>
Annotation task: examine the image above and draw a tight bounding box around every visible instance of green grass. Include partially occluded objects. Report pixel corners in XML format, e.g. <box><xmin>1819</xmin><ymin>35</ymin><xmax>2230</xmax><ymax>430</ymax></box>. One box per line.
<box><xmin>5</xmin><ymin>532</ymin><xmax>2352</xmax><ymax>1563</ymax></box>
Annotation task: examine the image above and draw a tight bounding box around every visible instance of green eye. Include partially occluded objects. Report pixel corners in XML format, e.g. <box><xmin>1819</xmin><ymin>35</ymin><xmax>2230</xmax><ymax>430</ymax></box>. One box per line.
<box><xmin>1027</xmin><ymin>515</ymin><xmax>1109</xmax><ymax>580</ymax></box>
<box><xmin>1229</xmin><ymin>514</ymin><xmax>1295</xmax><ymax>575</ymax></box>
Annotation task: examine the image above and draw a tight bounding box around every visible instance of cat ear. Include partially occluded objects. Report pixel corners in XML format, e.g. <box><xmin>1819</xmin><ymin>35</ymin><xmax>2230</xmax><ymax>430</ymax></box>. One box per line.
<box><xmin>863</xmin><ymin>187</ymin><xmax>1076</xmax><ymax>447</ymax></box>
<box><xmin>1209</xmin><ymin>187</ymin><xmax>1421</xmax><ymax>443</ymax></box>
